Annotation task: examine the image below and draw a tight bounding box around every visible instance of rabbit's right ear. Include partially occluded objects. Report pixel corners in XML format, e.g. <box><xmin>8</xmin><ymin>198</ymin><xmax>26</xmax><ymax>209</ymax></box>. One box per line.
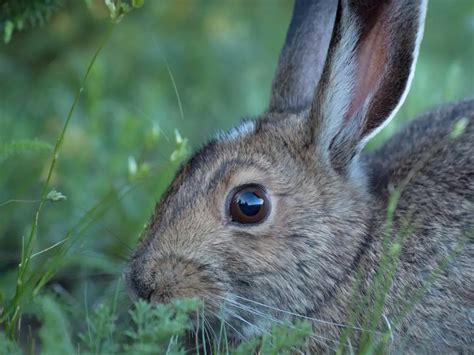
<box><xmin>311</xmin><ymin>0</ymin><xmax>427</xmax><ymax>176</ymax></box>
<box><xmin>268</xmin><ymin>0</ymin><xmax>339</xmax><ymax>114</ymax></box>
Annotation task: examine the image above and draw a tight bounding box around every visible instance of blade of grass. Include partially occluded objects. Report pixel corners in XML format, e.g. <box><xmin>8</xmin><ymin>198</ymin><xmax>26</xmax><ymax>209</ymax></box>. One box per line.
<box><xmin>1</xmin><ymin>23</ymin><xmax>116</xmax><ymax>335</ymax></box>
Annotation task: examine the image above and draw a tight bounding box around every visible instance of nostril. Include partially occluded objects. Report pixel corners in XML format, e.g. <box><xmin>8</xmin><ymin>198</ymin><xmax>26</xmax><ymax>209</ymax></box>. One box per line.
<box><xmin>146</xmin><ymin>289</ymin><xmax>153</xmax><ymax>301</ymax></box>
<box><xmin>135</xmin><ymin>283</ymin><xmax>154</xmax><ymax>301</ymax></box>
<box><xmin>124</xmin><ymin>262</ymin><xmax>156</xmax><ymax>301</ymax></box>
<box><xmin>126</xmin><ymin>264</ymin><xmax>174</xmax><ymax>303</ymax></box>
<box><xmin>128</xmin><ymin>272</ymin><xmax>155</xmax><ymax>301</ymax></box>
<box><xmin>129</xmin><ymin>272</ymin><xmax>174</xmax><ymax>304</ymax></box>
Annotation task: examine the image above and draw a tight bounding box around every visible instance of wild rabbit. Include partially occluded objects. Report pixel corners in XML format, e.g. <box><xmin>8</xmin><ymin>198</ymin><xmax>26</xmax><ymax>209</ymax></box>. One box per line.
<box><xmin>126</xmin><ymin>0</ymin><xmax>473</xmax><ymax>353</ymax></box>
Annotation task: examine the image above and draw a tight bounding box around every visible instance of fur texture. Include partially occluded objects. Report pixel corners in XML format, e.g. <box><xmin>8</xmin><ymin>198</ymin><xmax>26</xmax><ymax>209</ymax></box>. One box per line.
<box><xmin>126</xmin><ymin>0</ymin><xmax>473</xmax><ymax>353</ymax></box>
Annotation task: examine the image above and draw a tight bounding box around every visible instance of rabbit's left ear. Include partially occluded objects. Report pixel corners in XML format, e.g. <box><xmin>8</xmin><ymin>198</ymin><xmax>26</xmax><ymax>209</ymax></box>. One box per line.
<box><xmin>312</xmin><ymin>0</ymin><xmax>427</xmax><ymax>174</ymax></box>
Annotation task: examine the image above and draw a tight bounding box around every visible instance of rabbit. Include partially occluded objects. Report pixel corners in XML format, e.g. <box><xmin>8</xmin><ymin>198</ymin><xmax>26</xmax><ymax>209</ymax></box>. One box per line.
<box><xmin>125</xmin><ymin>0</ymin><xmax>474</xmax><ymax>353</ymax></box>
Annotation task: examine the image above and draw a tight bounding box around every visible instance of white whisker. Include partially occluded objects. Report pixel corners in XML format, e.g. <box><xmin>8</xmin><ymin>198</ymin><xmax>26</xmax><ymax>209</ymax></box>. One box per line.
<box><xmin>206</xmin><ymin>309</ymin><xmax>246</xmax><ymax>341</ymax></box>
<box><xmin>200</xmin><ymin>309</ymin><xmax>210</xmax><ymax>355</ymax></box>
<box><xmin>226</xmin><ymin>308</ymin><xmax>263</xmax><ymax>335</ymax></box>
<box><xmin>347</xmin><ymin>337</ymin><xmax>355</xmax><ymax>355</ymax></box>
<box><xmin>224</xmin><ymin>306</ymin><xmax>299</xmax><ymax>352</ymax></box>
<box><xmin>222</xmin><ymin>296</ymin><xmax>341</xmax><ymax>352</ymax></box>
<box><xmin>204</xmin><ymin>317</ymin><xmax>217</xmax><ymax>340</ymax></box>
<box><xmin>229</xmin><ymin>293</ymin><xmax>382</xmax><ymax>335</ymax></box>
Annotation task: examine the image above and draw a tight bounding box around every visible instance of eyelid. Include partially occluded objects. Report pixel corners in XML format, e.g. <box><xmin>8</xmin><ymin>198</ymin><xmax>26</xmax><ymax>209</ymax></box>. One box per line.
<box><xmin>206</xmin><ymin>160</ymin><xmax>265</xmax><ymax>194</ymax></box>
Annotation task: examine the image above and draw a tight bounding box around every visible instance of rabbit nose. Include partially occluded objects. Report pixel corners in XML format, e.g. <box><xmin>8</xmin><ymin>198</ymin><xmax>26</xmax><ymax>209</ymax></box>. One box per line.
<box><xmin>148</xmin><ymin>267</ymin><xmax>192</xmax><ymax>304</ymax></box>
<box><xmin>126</xmin><ymin>273</ymin><xmax>154</xmax><ymax>301</ymax></box>
<box><xmin>123</xmin><ymin>263</ymin><xmax>150</xmax><ymax>300</ymax></box>
<box><xmin>127</xmin><ymin>254</ymin><xmax>210</xmax><ymax>304</ymax></box>
<box><xmin>128</xmin><ymin>272</ymin><xmax>178</xmax><ymax>303</ymax></box>
<box><xmin>127</xmin><ymin>268</ymin><xmax>180</xmax><ymax>303</ymax></box>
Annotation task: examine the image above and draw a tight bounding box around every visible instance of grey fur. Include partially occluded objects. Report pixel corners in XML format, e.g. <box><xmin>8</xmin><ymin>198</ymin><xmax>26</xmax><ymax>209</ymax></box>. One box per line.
<box><xmin>269</xmin><ymin>0</ymin><xmax>338</xmax><ymax>113</ymax></box>
<box><xmin>126</xmin><ymin>0</ymin><xmax>473</xmax><ymax>353</ymax></box>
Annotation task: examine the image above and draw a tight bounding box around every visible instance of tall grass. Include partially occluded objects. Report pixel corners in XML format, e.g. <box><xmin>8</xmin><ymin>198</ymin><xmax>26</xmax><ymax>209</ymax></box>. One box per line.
<box><xmin>0</xmin><ymin>23</ymin><xmax>115</xmax><ymax>338</ymax></box>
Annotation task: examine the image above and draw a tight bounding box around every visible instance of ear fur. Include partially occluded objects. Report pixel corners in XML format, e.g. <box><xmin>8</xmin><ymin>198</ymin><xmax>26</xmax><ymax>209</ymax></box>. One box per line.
<box><xmin>268</xmin><ymin>0</ymin><xmax>339</xmax><ymax>114</ymax></box>
<box><xmin>311</xmin><ymin>0</ymin><xmax>427</xmax><ymax>176</ymax></box>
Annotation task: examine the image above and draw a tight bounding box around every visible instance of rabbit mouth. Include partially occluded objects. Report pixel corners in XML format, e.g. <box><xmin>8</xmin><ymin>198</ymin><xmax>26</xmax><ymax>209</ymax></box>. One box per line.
<box><xmin>181</xmin><ymin>294</ymin><xmax>270</xmax><ymax>350</ymax></box>
<box><xmin>125</xmin><ymin>253</ymin><xmax>276</xmax><ymax>343</ymax></box>
<box><xmin>199</xmin><ymin>292</ymin><xmax>279</xmax><ymax>342</ymax></box>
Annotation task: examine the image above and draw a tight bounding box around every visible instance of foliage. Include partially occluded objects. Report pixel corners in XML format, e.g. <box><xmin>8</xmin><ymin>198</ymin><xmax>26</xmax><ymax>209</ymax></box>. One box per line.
<box><xmin>122</xmin><ymin>298</ymin><xmax>199</xmax><ymax>354</ymax></box>
<box><xmin>0</xmin><ymin>0</ymin><xmax>472</xmax><ymax>354</ymax></box>
<box><xmin>37</xmin><ymin>294</ymin><xmax>75</xmax><ymax>354</ymax></box>
<box><xmin>0</xmin><ymin>332</ymin><xmax>22</xmax><ymax>355</ymax></box>
<box><xmin>0</xmin><ymin>0</ymin><xmax>145</xmax><ymax>42</ymax></box>
<box><xmin>80</xmin><ymin>302</ymin><xmax>119</xmax><ymax>354</ymax></box>
<box><xmin>23</xmin><ymin>293</ymin><xmax>315</xmax><ymax>354</ymax></box>
<box><xmin>1</xmin><ymin>0</ymin><xmax>63</xmax><ymax>43</ymax></box>
<box><xmin>0</xmin><ymin>138</ymin><xmax>53</xmax><ymax>163</ymax></box>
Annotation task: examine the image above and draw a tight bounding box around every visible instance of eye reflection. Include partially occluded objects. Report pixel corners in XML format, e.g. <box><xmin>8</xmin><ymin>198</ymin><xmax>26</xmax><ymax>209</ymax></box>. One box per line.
<box><xmin>229</xmin><ymin>185</ymin><xmax>270</xmax><ymax>224</ymax></box>
<box><xmin>236</xmin><ymin>192</ymin><xmax>264</xmax><ymax>216</ymax></box>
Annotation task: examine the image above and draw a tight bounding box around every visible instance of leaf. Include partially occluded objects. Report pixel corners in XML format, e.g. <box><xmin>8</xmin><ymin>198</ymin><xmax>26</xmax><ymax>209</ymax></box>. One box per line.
<box><xmin>450</xmin><ymin>117</ymin><xmax>469</xmax><ymax>139</ymax></box>
<box><xmin>174</xmin><ymin>129</ymin><xmax>183</xmax><ymax>145</ymax></box>
<box><xmin>3</xmin><ymin>20</ymin><xmax>14</xmax><ymax>43</ymax></box>
<box><xmin>132</xmin><ymin>0</ymin><xmax>145</xmax><ymax>8</ymax></box>
<box><xmin>0</xmin><ymin>332</ymin><xmax>21</xmax><ymax>354</ymax></box>
<box><xmin>145</xmin><ymin>122</ymin><xmax>161</xmax><ymax>148</ymax></box>
<box><xmin>46</xmin><ymin>190</ymin><xmax>67</xmax><ymax>202</ymax></box>
<box><xmin>1</xmin><ymin>0</ymin><xmax>63</xmax><ymax>43</ymax></box>
<box><xmin>124</xmin><ymin>298</ymin><xmax>199</xmax><ymax>353</ymax></box>
<box><xmin>0</xmin><ymin>139</ymin><xmax>53</xmax><ymax>164</ymax></box>
<box><xmin>104</xmin><ymin>0</ymin><xmax>137</xmax><ymax>23</ymax></box>
<box><xmin>79</xmin><ymin>303</ymin><xmax>119</xmax><ymax>353</ymax></box>
<box><xmin>37</xmin><ymin>295</ymin><xmax>75</xmax><ymax>355</ymax></box>
<box><xmin>170</xmin><ymin>130</ymin><xmax>188</xmax><ymax>162</ymax></box>
<box><xmin>128</xmin><ymin>156</ymin><xmax>138</xmax><ymax>176</ymax></box>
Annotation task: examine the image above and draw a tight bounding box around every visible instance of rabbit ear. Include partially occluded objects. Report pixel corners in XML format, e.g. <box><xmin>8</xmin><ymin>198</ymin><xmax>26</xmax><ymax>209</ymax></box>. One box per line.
<box><xmin>312</xmin><ymin>0</ymin><xmax>427</xmax><ymax>175</ymax></box>
<box><xmin>268</xmin><ymin>0</ymin><xmax>339</xmax><ymax>113</ymax></box>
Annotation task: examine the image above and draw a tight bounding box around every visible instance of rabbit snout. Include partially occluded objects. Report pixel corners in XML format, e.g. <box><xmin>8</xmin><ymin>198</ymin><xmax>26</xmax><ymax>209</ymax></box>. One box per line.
<box><xmin>126</xmin><ymin>252</ymin><xmax>226</xmax><ymax>308</ymax></box>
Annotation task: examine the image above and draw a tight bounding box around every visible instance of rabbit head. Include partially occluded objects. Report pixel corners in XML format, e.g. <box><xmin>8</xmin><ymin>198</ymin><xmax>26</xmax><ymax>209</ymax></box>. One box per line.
<box><xmin>126</xmin><ymin>0</ymin><xmax>426</xmax><ymax>342</ymax></box>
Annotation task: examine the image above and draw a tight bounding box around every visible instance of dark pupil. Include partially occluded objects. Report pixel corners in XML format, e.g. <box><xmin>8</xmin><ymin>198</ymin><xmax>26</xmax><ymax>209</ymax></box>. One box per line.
<box><xmin>237</xmin><ymin>191</ymin><xmax>264</xmax><ymax>216</ymax></box>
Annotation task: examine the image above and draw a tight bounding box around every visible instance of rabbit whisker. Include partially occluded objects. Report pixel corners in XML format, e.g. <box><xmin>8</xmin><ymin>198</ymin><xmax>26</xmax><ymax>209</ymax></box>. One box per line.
<box><xmin>229</xmin><ymin>293</ymin><xmax>383</xmax><ymax>334</ymax></box>
<box><xmin>206</xmin><ymin>308</ymin><xmax>246</xmax><ymax>342</ymax></box>
<box><xmin>199</xmin><ymin>308</ymin><xmax>212</xmax><ymax>355</ymax></box>
<box><xmin>228</xmin><ymin>305</ymin><xmax>311</xmax><ymax>354</ymax></box>
<box><xmin>221</xmin><ymin>296</ymin><xmax>341</xmax><ymax>352</ymax></box>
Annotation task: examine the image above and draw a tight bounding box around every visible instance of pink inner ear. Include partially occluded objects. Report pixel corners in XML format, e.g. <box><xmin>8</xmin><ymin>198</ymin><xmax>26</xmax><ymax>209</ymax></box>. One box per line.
<box><xmin>344</xmin><ymin>10</ymin><xmax>388</xmax><ymax>125</ymax></box>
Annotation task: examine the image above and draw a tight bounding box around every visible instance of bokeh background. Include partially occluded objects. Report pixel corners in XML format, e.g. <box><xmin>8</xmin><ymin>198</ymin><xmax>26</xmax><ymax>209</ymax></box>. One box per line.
<box><xmin>0</xmin><ymin>0</ymin><xmax>473</xmax><ymax>336</ymax></box>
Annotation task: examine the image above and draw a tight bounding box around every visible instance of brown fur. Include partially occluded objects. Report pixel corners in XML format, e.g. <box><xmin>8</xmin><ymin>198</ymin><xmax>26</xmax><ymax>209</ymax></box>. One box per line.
<box><xmin>366</xmin><ymin>99</ymin><xmax>474</xmax><ymax>352</ymax></box>
<box><xmin>125</xmin><ymin>0</ymin><xmax>473</xmax><ymax>353</ymax></box>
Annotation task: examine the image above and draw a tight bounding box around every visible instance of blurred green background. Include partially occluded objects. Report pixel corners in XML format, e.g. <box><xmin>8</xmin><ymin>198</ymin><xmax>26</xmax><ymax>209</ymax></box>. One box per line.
<box><xmin>0</xmin><ymin>0</ymin><xmax>473</xmax><ymax>338</ymax></box>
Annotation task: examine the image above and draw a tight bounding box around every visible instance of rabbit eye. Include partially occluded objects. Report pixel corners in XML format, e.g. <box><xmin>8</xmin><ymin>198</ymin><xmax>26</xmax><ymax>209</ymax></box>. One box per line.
<box><xmin>229</xmin><ymin>185</ymin><xmax>270</xmax><ymax>224</ymax></box>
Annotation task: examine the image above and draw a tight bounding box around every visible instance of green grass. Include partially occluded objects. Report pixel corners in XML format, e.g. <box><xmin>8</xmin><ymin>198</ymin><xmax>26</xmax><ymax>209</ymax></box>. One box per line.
<box><xmin>0</xmin><ymin>0</ymin><xmax>472</xmax><ymax>354</ymax></box>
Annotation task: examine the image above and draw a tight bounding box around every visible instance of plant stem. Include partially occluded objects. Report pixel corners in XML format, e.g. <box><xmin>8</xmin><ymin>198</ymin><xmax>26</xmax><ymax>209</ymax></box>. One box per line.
<box><xmin>1</xmin><ymin>23</ymin><xmax>116</xmax><ymax>337</ymax></box>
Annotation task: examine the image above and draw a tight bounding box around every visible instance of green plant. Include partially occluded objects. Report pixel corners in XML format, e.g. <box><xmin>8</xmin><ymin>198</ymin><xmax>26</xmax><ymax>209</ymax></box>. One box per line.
<box><xmin>0</xmin><ymin>0</ymin><xmax>145</xmax><ymax>339</ymax></box>
<box><xmin>1</xmin><ymin>0</ymin><xmax>63</xmax><ymax>43</ymax></box>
